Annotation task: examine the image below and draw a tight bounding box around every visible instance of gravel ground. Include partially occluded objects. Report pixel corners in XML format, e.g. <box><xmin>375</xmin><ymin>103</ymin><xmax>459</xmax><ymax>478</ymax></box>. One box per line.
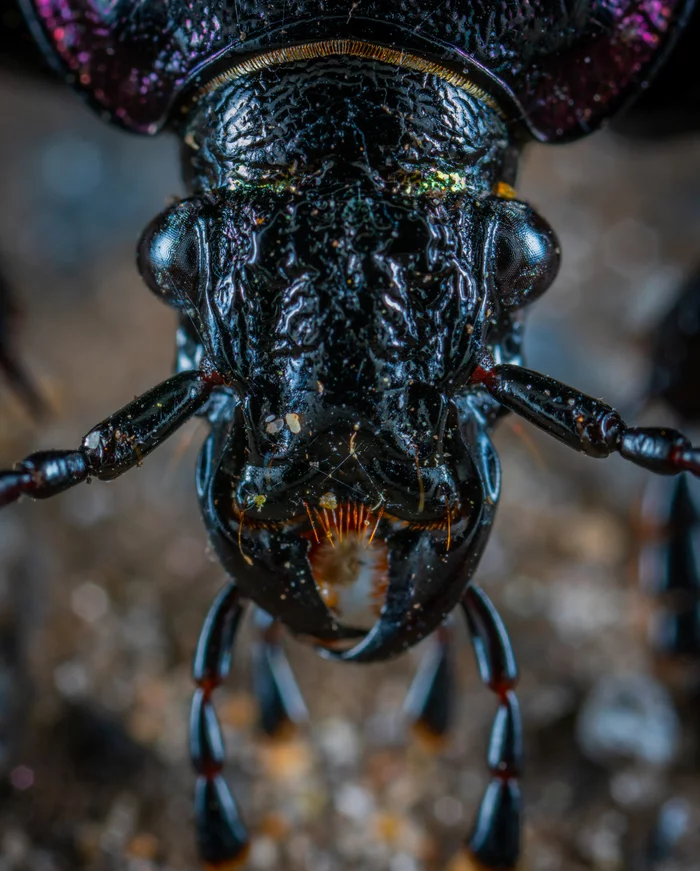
<box><xmin>0</xmin><ymin>68</ymin><xmax>699</xmax><ymax>871</ymax></box>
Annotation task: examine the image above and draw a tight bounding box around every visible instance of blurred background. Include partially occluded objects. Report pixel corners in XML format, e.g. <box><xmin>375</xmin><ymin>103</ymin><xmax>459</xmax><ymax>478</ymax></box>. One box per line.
<box><xmin>0</xmin><ymin>17</ymin><xmax>699</xmax><ymax>871</ymax></box>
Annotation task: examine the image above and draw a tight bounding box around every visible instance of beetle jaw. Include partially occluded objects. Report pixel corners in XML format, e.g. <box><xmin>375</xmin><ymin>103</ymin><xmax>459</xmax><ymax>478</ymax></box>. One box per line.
<box><xmin>228</xmin><ymin>501</ymin><xmax>483</xmax><ymax>657</ymax></box>
<box><xmin>205</xmin><ymin>414</ymin><xmax>499</xmax><ymax>660</ymax></box>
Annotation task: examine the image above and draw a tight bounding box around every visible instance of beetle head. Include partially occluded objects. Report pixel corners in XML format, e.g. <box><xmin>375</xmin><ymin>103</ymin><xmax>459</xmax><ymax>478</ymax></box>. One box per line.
<box><xmin>138</xmin><ymin>173</ymin><xmax>558</xmax><ymax>660</ymax></box>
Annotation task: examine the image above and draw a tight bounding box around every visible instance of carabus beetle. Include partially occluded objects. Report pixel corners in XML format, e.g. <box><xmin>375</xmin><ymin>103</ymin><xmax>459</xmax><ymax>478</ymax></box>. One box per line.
<box><xmin>2</xmin><ymin>2</ymin><xmax>700</xmax><ymax>868</ymax></box>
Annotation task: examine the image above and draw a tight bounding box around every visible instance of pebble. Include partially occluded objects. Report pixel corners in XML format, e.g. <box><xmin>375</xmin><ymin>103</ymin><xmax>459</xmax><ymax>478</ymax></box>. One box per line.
<box><xmin>389</xmin><ymin>854</ymin><xmax>419</xmax><ymax>871</ymax></box>
<box><xmin>434</xmin><ymin>795</ymin><xmax>464</xmax><ymax>826</ymax></box>
<box><xmin>576</xmin><ymin>810</ymin><xmax>627</xmax><ymax>870</ymax></box>
<box><xmin>53</xmin><ymin>660</ymin><xmax>90</xmax><ymax>699</ymax></box>
<box><xmin>317</xmin><ymin>717</ymin><xmax>361</xmax><ymax>767</ymax></box>
<box><xmin>250</xmin><ymin>837</ymin><xmax>279</xmax><ymax>869</ymax></box>
<box><xmin>334</xmin><ymin>783</ymin><xmax>375</xmax><ymax>821</ymax></box>
<box><xmin>285</xmin><ymin>413</ymin><xmax>302</xmax><ymax>433</ymax></box>
<box><xmin>577</xmin><ymin>673</ymin><xmax>680</xmax><ymax>766</ymax></box>
<box><xmin>71</xmin><ymin>581</ymin><xmax>110</xmax><ymax>623</ymax></box>
<box><xmin>610</xmin><ymin>766</ymin><xmax>664</xmax><ymax>807</ymax></box>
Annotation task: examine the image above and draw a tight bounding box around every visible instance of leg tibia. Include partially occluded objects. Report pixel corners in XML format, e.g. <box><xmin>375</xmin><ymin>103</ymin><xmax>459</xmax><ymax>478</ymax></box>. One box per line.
<box><xmin>253</xmin><ymin>610</ymin><xmax>307</xmax><ymax>739</ymax></box>
<box><xmin>467</xmin><ymin>779</ymin><xmax>521</xmax><ymax>870</ymax></box>
<box><xmin>195</xmin><ymin>775</ymin><xmax>249</xmax><ymax>870</ymax></box>
<box><xmin>404</xmin><ymin>628</ymin><xmax>453</xmax><ymax>749</ymax></box>
<box><xmin>641</xmin><ymin>475</ymin><xmax>700</xmax><ymax>659</ymax></box>
<box><xmin>454</xmin><ymin>586</ymin><xmax>523</xmax><ymax>871</ymax></box>
<box><xmin>190</xmin><ymin>584</ymin><xmax>250</xmax><ymax>869</ymax></box>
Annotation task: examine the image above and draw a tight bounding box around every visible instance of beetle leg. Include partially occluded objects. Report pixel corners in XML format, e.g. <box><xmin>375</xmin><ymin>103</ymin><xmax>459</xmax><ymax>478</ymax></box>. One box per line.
<box><xmin>449</xmin><ymin>584</ymin><xmax>522</xmax><ymax>871</ymax></box>
<box><xmin>641</xmin><ymin>474</ymin><xmax>700</xmax><ymax>660</ymax></box>
<box><xmin>190</xmin><ymin>583</ymin><xmax>250</xmax><ymax>870</ymax></box>
<box><xmin>0</xmin><ymin>369</ymin><xmax>218</xmax><ymax>508</ymax></box>
<box><xmin>471</xmin><ymin>363</ymin><xmax>700</xmax><ymax>476</ymax></box>
<box><xmin>253</xmin><ymin>608</ymin><xmax>308</xmax><ymax>739</ymax></box>
<box><xmin>404</xmin><ymin>623</ymin><xmax>453</xmax><ymax>750</ymax></box>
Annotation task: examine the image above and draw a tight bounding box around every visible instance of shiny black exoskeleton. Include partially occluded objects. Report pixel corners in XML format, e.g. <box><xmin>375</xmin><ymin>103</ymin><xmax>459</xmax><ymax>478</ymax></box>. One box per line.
<box><xmin>3</xmin><ymin>1</ymin><xmax>700</xmax><ymax>868</ymax></box>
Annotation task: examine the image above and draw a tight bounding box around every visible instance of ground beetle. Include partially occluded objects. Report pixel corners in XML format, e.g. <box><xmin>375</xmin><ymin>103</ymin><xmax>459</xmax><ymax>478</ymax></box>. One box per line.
<box><xmin>1</xmin><ymin>2</ymin><xmax>700</xmax><ymax>869</ymax></box>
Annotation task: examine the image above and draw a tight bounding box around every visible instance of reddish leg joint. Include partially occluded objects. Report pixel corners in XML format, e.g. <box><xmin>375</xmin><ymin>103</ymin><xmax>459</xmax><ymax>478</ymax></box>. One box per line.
<box><xmin>191</xmin><ymin>584</ymin><xmax>249</xmax><ymax>869</ymax></box>
<box><xmin>459</xmin><ymin>585</ymin><xmax>522</xmax><ymax>871</ymax></box>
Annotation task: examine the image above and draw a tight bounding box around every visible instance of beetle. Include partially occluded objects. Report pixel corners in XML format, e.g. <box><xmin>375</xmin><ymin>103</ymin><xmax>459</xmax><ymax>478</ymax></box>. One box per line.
<box><xmin>1</xmin><ymin>2</ymin><xmax>700</xmax><ymax>869</ymax></box>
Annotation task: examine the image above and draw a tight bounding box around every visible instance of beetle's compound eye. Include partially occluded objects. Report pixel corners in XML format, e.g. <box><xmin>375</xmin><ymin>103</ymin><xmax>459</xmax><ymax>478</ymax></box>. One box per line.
<box><xmin>487</xmin><ymin>200</ymin><xmax>560</xmax><ymax>309</ymax></box>
<box><xmin>137</xmin><ymin>201</ymin><xmax>205</xmax><ymax>312</ymax></box>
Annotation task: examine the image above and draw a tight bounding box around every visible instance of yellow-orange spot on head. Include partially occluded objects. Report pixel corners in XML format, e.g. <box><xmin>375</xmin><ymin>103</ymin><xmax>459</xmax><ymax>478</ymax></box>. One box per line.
<box><xmin>494</xmin><ymin>181</ymin><xmax>517</xmax><ymax>200</ymax></box>
<box><xmin>319</xmin><ymin>491</ymin><xmax>338</xmax><ymax>510</ymax></box>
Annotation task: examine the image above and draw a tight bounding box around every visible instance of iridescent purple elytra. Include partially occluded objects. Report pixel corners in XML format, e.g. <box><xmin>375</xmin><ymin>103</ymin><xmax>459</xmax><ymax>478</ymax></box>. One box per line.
<box><xmin>22</xmin><ymin>0</ymin><xmax>695</xmax><ymax>139</ymax></box>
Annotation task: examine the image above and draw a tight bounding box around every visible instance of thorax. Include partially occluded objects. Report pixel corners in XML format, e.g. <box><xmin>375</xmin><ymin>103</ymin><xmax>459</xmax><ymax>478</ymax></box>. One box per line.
<box><xmin>179</xmin><ymin>56</ymin><xmax>512</xmax><ymax>196</ymax></box>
